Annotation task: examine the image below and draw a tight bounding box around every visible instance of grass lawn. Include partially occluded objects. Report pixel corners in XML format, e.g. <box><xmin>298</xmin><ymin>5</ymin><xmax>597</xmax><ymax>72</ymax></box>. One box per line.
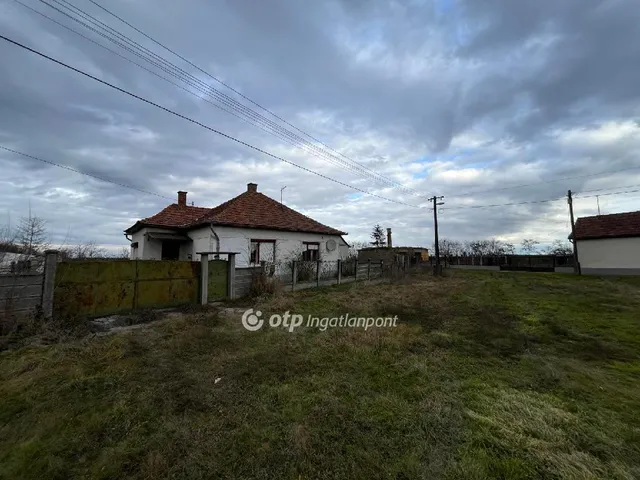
<box><xmin>1</xmin><ymin>270</ymin><xmax>640</xmax><ymax>479</ymax></box>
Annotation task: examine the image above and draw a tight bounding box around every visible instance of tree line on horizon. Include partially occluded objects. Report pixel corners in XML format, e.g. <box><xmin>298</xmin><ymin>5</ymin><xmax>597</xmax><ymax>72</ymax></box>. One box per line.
<box><xmin>1</xmin><ymin>214</ymin><xmax>128</xmax><ymax>261</ymax></box>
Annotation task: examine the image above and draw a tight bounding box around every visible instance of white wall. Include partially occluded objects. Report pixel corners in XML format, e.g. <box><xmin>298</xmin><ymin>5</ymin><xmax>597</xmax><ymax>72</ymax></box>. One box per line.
<box><xmin>130</xmin><ymin>227</ymin><xmax>176</xmax><ymax>260</ymax></box>
<box><xmin>200</xmin><ymin>226</ymin><xmax>348</xmax><ymax>267</ymax></box>
<box><xmin>132</xmin><ymin>225</ymin><xmax>349</xmax><ymax>266</ymax></box>
<box><xmin>130</xmin><ymin>227</ymin><xmax>193</xmax><ymax>260</ymax></box>
<box><xmin>577</xmin><ymin>237</ymin><xmax>640</xmax><ymax>272</ymax></box>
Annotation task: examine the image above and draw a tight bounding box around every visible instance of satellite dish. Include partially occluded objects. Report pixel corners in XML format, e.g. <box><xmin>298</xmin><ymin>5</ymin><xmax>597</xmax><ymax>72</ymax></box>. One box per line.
<box><xmin>326</xmin><ymin>239</ymin><xmax>337</xmax><ymax>251</ymax></box>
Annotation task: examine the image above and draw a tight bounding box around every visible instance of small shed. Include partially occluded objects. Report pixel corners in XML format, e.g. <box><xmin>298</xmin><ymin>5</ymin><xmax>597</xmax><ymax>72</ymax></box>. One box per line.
<box><xmin>357</xmin><ymin>246</ymin><xmax>429</xmax><ymax>266</ymax></box>
<box><xmin>572</xmin><ymin>210</ymin><xmax>640</xmax><ymax>275</ymax></box>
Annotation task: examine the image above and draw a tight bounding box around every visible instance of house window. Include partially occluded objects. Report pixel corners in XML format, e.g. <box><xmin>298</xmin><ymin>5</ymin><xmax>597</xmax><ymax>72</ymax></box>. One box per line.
<box><xmin>250</xmin><ymin>239</ymin><xmax>275</xmax><ymax>264</ymax></box>
<box><xmin>161</xmin><ymin>241</ymin><xmax>180</xmax><ymax>260</ymax></box>
<box><xmin>302</xmin><ymin>242</ymin><xmax>319</xmax><ymax>261</ymax></box>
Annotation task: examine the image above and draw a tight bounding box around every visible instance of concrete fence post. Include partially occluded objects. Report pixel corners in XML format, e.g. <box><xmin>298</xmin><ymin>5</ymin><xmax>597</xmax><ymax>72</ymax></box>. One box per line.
<box><xmin>227</xmin><ymin>253</ymin><xmax>236</xmax><ymax>300</ymax></box>
<box><xmin>200</xmin><ymin>253</ymin><xmax>209</xmax><ymax>305</ymax></box>
<box><xmin>337</xmin><ymin>259</ymin><xmax>342</xmax><ymax>285</ymax></box>
<box><xmin>316</xmin><ymin>259</ymin><xmax>321</xmax><ymax>287</ymax></box>
<box><xmin>380</xmin><ymin>260</ymin><xmax>384</xmax><ymax>279</ymax></box>
<box><xmin>367</xmin><ymin>259</ymin><xmax>371</xmax><ymax>281</ymax></box>
<box><xmin>291</xmin><ymin>260</ymin><xmax>297</xmax><ymax>292</ymax></box>
<box><xmin>42</xmin><ymin>249</ymin><xmax>58</xmax><ymax>318</ymax></box>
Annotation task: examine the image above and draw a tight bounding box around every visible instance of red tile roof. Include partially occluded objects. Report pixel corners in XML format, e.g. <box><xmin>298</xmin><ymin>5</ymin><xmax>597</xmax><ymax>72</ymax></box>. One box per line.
<box><xmin>574</xmin><ymin>210</ymin><xmax>640</xmax><ymax>240</ymax></box>
<box><xmin>126</xmin><ymin>189</ymin><xmax>346</xmax><ymax>235</ymax></box>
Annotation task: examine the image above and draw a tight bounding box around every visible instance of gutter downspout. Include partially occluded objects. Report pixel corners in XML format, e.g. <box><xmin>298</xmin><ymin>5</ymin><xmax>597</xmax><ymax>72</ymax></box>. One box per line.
<box><xmin>209</xmin><ymin>223</ymin><xmax>220</xmax><ymax>259</ymax></box>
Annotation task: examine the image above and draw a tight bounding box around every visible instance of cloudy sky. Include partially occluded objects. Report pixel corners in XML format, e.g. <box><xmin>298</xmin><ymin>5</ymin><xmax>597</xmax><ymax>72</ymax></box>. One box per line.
<box><xmin>1</xmin><ymin>0</ymin><xmax>639</xmax><ymax>252</ymax></box>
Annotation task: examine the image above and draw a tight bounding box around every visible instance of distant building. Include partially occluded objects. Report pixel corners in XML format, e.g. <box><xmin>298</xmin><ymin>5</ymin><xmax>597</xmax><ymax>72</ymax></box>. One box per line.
<box><xmin>357</xmin><ymin>228</ymin><xmax>429</xmax><ymax>265</ymax></box>
<box><xmin>572</xmin><ymin>210</ymin><xmax>640</xmax><ymax>275</ymax></box>
<box><xmin>358</xmin><ymin>246</ymin><xmax>429</xmax><ymax>266</ymax></box>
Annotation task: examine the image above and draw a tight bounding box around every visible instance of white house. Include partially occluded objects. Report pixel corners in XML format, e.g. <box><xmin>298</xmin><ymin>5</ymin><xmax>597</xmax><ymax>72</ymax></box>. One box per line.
<box><xmin>125</xmin><ymin>183</ymin><xmax>350</xmax><ymax>268</ymax></box>
<box><xmin>573</xmin><ymin>210</ymin><xmax>640</xmax><ymax>275</ymax></box>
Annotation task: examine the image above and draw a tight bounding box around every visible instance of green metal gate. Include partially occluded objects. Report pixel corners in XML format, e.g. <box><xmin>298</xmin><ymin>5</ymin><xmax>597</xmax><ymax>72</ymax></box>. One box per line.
<box><xmin>208</xmin><ymin>260</ymin><xmax>228</xmax><ymax>301</ymax></box>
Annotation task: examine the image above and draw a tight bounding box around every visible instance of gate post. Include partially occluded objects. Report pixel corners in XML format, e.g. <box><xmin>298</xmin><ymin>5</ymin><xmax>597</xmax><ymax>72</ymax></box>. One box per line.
<box><xmin>42</xmin><ymin>250</ymin><xmax>58</xmax><ymax>318</ymax></box>
<box><xmin>200</xmin><ymin>253</ymin><xmax>209</xmax><ymax>305</ymax></box>
<box><xmin>292</xmin><ymin>260</ymin><xmax>297</xmax><ymax>292</ymax></box>
<box><xmin>227</xmin><ymin>253</ymin><xmax>236</xmax><ymax>300</ymax></box>
<box><xmin>337</xmin><ymin>259</ymin><xmax>342</xmax><ymax>285</ymax></box>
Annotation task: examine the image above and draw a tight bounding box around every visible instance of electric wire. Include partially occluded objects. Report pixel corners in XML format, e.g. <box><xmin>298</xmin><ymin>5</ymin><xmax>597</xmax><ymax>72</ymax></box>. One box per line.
<box><xmin>0</xmin><ymin>33</ymin><xmax>420</xmax><ymax>208</ymax></box>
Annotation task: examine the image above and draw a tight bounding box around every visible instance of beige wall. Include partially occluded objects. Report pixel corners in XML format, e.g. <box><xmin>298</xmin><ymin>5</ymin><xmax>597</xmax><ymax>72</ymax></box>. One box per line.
<box><xmin>577</xmin><ymin>237</ymin><xmax>640</xmax><ymax>270</ymax></box>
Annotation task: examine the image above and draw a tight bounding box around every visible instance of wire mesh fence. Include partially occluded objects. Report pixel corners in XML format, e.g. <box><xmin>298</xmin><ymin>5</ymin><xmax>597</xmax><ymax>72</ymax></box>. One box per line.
<box><xmin>245</xmin><ymin>258</ymin><xmax>420</xmax><ymax>296</ymax></box>
<box><xmin>319</xmin><ymin>260</ymin><xmax>338</xmax><ymax>281</ymax></box>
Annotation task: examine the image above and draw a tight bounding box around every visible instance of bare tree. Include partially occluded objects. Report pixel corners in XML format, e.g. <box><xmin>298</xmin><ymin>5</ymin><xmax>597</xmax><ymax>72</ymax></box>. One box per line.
<box><xmin>0</xmin><ymin>225</ymin><xmax>19</xmax><ymax>271</ymax></box>
<box><xmin>346</xmin><ymin>240</ymin><xmax>369</xmax><ymax>259</ymax></box>
<box><xmin>462</xmin><ymin>239</ymin><xmax>515</xmax><ymax>256</ymax></box>
<box><xmin>546</xmin><ymin>240</ymin><xmax>572</xmax><ymax>256</ymax></box>
<box><xmin>16</xmin><ymin>214</ymin><xmax>48</xmax><ymax>256</ymax></box>
<box><xmin>435</xmin><ymin>239</ymin><xmax>464</xmax><ymax>257</ymax></box>
<box><xmin>59</xmin><ymin>240</ymin><xmax>107</xmax><ymax>260</ymax></box>
<box><xmin>521</xmin><ymin>238</ymin><xmax>540</xmax><ymax>254</ymax></box>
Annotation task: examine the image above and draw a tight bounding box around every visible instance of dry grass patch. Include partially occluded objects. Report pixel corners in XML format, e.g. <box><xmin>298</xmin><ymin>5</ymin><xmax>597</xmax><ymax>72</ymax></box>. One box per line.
<box><xmin>1</xmin><ymin>271</ymin><xmax>640</xmax><ymax>479</ymax></box>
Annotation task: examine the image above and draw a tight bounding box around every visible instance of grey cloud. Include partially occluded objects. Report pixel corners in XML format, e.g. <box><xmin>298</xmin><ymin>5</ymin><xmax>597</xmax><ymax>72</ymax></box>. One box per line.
<box><xmin>1</xmin><ymin>0</ymin><xmax>640</xmax><ymax>252</ymax></box>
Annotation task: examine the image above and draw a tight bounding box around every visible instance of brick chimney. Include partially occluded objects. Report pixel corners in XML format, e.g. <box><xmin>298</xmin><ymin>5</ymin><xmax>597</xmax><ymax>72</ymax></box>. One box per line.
<box><xmin>387</xmin><ymin>228</ymin><xmax>392</xmax><ymax>248</ymax></box>
<box><xmin>247</xmin><ymin>183</ymin><xmax>258</xmax><ymax>193</ymax></box>
<box><xmin>177</xmin><ymin>191</ymin><xmax>187</xmax><ymax>206</ymax></box>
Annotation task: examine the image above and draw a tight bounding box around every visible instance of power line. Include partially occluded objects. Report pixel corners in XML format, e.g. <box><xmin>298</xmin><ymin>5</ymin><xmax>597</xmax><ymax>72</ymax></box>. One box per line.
<box><xmin>38</xmin><ymin>0</ymin><xmax>386</xmax><ymax>186</ymax></box>
<box><xmin>84</xmin><ymin>0</ymin><xmax>420</xmax><ymax>195</ymax></box>
<box><xmin>578</xmin><ymin>188</ymin><xmax>640</xmax><ymax>199</ymax></box>
<box><xmin>575</xmin><ymin>183</ymin><xmax>640</xmax><ymax>195</ymax></box>
<box><xmin>442</xmin><ymin>186</ymin><xmax>640</xmax><ymax>211</ymax></box>
<box><xmin>0</xmin><ymin>33</ymin><xmax>420</xmax><ymax>208</ymax></box>
<box><xmin>36</xmin><ymin>0</ymin><xmax>423</xmax><ymax>197</ymax></box>
<box><xmin>444</xmin><ymin>164</ymin><xmax>640</xmax><ymax>199</ymax></box>
<box><xmin>442</xmin><ymin>196</ymin><xmax>565</xmax><ymax>211</ymax></box>
<box><xmin>0</xmin><ymin>145</ymin><xmax>173</xmax><ymax>200</ymax></box>
<box><xmin>17</xmin><ymin>0</ymin><xmax>407</xmax><ymax>186</ymax></box>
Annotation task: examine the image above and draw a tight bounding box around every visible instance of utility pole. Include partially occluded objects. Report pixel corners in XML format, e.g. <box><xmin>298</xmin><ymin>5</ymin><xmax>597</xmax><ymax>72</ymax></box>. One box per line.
<box><xmin>567</xmin><ymin>190</ymin><xmax>581</xmax><ymax>275</ymax></box>
<box><xmin>430</xmin><ymin>196</ymin><xmax>445</xmax><ymax>275</ymax></box>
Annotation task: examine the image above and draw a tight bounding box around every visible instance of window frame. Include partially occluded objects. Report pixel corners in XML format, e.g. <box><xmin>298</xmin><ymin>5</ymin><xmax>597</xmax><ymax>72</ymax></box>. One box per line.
<box><xmin>302</xmin><ymin>241</ymin><xmax>320</xmax><ymax>261</ymax></box>
<box><xmin>161</xmin><ymin>240</ymin><xmax>180</xmax><ymax>260</ymax></box>
<box><xmin>250</xmin><ymin>239</ymin><xmax>276</xmax><ymax>264</ymax></box>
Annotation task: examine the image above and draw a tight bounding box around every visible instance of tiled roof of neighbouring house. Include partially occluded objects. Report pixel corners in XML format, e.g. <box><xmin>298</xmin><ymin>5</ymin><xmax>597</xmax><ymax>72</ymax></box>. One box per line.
<box><xmin>574</xmin><ymin>210</ymin><xmax>640</xmax><ymax>240</ymax></box>
<box><xmin>125</xmin><ymin>185</ymin><xmax>346</xmax><ymax>236</ymax></box>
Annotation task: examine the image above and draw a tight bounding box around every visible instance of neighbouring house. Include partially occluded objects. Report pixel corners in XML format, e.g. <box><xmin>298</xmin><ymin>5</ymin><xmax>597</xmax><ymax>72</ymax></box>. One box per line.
<box><xmin>356</xmin><ymin>228</ymin><xmax>429</xmax><ymax>266</ymax></box>
<box><xmin>124</xmin><ymin>183</ymin><xmax>350</xmax><ymax>269</ymax></box>
<box><xmin>571</xmin><ymin>210</ymin><xmax>640</xmax><ymax>275</ymax></box>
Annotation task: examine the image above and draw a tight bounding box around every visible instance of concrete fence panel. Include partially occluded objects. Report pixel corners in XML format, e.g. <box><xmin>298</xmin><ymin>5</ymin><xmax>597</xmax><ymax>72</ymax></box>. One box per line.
<box><xmin>0</xmin><ymin>274</ymin><xmax>43</xmax><ymax>317</ymax></box>
<box><xmin>235</xmin><ymin>267</ymin><xmax>261</xmax><ymax>298</ymax></box>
